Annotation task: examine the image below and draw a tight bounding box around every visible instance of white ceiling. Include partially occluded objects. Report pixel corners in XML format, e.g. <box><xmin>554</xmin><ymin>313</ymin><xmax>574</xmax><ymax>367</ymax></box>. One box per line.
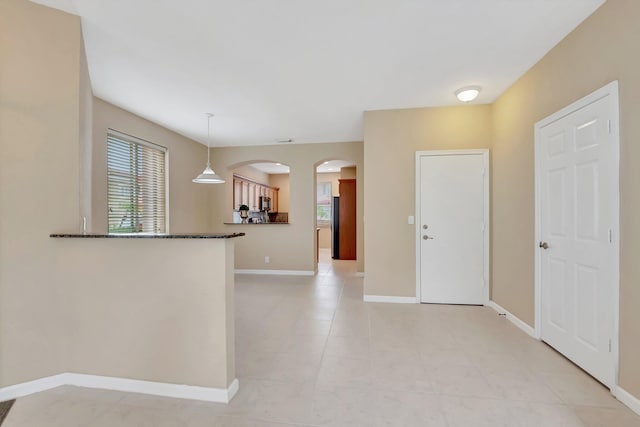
<box><xmin>32</xmin><ymin>0</ymin><xmax>605</xmax><ymax>147</ymax></box>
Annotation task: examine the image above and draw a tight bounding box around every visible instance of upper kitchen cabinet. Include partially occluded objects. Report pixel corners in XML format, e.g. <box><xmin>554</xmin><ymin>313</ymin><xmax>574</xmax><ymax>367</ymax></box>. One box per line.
<box><xmin>232</xmin><ymin>174</ymin><xmax>279</xmax><ymax>212</ymax></box>
<box><xmin>229</xmin><ymin>162</ymin><xmax>290</xmax><ymax>223</ymax></box>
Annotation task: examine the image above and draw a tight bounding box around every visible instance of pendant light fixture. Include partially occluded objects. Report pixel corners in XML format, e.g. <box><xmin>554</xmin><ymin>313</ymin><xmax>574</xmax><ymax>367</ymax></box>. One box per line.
<box><xmin>193</xmin><ymin>113</ymin><xmax>225</xmax><ymax>184</ymax></box>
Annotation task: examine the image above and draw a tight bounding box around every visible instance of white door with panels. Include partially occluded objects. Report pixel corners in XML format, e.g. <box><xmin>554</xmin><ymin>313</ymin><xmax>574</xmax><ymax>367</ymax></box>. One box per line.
<box><xmin>416</xmin><ymin>150</ymin><xmax>489</xmax><ymax>305</ymax></box>
<box><xmin>536</xmin><ymin>82</ymin><xmax>619</xmax><ymax>388</ymax></box>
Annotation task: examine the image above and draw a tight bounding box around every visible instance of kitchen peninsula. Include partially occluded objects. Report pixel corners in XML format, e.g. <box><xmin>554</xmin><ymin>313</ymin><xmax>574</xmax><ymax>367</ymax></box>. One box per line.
<box><xmin>49</xmin><ymin>232</ymin><xmax>244</xmax><ymax>402</ymax></box>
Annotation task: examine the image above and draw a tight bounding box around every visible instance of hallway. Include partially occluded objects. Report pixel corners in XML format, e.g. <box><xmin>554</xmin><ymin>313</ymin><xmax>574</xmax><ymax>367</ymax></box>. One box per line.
<box><xmin>3</xmin><ymin>253</ymin><xmax>639</xmax><ymax>426</ymax></box>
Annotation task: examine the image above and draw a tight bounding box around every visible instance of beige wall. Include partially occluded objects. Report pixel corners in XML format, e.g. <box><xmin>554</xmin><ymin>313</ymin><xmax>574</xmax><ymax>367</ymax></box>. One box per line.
<box><xmin>0</xmin><ymin>0</ymin><xmax>82</xmax><ymax>386</ymax></box>
<box><xmin>269</xmin><ymin>173</ymin><xmax>290</xmax><ymax>213</ymax></box>
<box><xmin>340</xmin><ymin>166</ymin><xmax>357</xmax><ymax>179</ymax></box>
<box><xmin>0</xmin><ymin>0</ymin><xmax>231</xmax><ymax>391</ymax></box>
<box><xmin>363</xmin><ymin>106</ymin><xmax>493</xmax><ymax>297</ymax></box>
<box><xmin>54</xmin><ymin>238</ymin><xmax>236</xmax><ymax>389</ymax></box>
<box><xmin>214</xmin><ymin>142</ymin><xmax>364</xmax><ymax>273</ymax></box>
<box><xmin>492</xmin><ymin>0</ymin><xmax>640</xmax><ymax>397</ymax></box>
<box><xmin>318</xmin><ymin>228</ymin><xmax>332</xmax><ymax>250</ymax></box>
<box><xmin>79</xmin><ymin>36</ymin><xmax>93</xmax><ymax>231</ymax></box>
<box><xmin>92</xmin><ymin>98</ymin><xmax>214</xmax><ymax>234</ymax></box>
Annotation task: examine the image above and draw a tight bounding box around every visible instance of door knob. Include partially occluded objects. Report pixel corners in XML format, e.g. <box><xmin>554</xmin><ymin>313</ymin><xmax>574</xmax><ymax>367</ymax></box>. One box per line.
<box><xmin>539</xmin><ymin>241</ymin><xmax>549</xmax><ymax>250</ymax></box>
<box><xmin>423</xmin><ymin>235</ymin><xmax>434</xmax><ymax>240</ymax></box>
<box><xmin>423</xmin><ymin>225</ymin><xmax>428</xmax><ymax>229</ymax></box>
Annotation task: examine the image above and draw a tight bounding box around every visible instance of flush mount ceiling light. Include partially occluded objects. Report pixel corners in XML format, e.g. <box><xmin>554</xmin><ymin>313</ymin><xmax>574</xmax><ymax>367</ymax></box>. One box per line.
<box><xmin>193</xmin><ymin>113</ymin><xmax>225</xmax><ymax>184</ymax></box>
<box><xmin>455</xmin><ymin>86</ymin><xmax>481</xmax><ymax>103</ymax></box>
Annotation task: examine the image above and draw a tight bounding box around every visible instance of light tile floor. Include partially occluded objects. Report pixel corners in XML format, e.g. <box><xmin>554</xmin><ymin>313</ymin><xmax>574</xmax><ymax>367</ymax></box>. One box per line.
<box><xmin>4</xmin><ymin>249</ymin><xmax>640</xmax><ymax>426</ymax></box>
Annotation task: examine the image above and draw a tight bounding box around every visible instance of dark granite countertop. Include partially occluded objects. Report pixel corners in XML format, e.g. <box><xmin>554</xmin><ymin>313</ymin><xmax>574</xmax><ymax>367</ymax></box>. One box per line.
<box><xmin>50</xmin><ymin>233</ymin><xmax>245</xmax><ymax>239</ymax></box>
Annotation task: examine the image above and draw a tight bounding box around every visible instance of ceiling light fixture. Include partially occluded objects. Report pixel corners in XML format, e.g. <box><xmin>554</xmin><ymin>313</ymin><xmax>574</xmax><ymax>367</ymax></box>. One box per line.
<box><xmin>193</xmin><ymin>113</ymin><xmax>225</xmax><ymax>184</ymax></box>
<box><xmin>455</xmin><ymin>86</ymin><xmax>481</xmax><ymax>103</ymax></box>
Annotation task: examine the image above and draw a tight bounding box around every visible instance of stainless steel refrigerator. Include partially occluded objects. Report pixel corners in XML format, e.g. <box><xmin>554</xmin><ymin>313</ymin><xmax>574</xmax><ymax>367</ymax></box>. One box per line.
<box><xmin>331</xmin><ymin>196</ymin><xmax>340</xmax><ymax>259</ymax></box>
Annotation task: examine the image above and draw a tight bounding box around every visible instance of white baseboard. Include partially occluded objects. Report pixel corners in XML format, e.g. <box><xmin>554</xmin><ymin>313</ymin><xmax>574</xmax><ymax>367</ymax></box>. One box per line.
<box><xmin>235</xmin><ymin>269</ymin><xmax>315</xmax><ymax>276</ymax></box>
<box><xmin>363</xmin><ymin>295</ymin><xmax>417</xmax><ymax>304</ymax></box>
<box><xmin>486</xmin><ymin>300</ymin><xmax>537</xmax><ymax>339</ymax></box>
<box><xmin>0</xmin><ymin>373</ymin><xmax>239</xmax><ymax>404</ymax></box>
<box><xmin>615</xmin><ymin>386</ymin><xmax>640</xmax><ymax>416</ymax></box>
<box><xmin>0</xmin><ymin>373</ymin><xmax>67</xmax><ymax>401</ymax></box>
<box><xmin>355</xmin><ymin>272</ymin><xmax>365</xmax><ymax>277</ymax></box>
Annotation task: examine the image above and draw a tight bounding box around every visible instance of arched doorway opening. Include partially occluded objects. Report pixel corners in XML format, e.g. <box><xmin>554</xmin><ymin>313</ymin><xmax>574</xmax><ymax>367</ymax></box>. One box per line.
<box><xmin>314</xmin><ymin>159</ymin><xmax>357</xmax><ymax>273</ymax></box>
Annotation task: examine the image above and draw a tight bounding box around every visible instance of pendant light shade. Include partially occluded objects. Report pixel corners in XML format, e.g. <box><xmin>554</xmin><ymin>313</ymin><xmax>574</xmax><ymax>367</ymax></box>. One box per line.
<box><xmin>193</xmin><ymin>165</ymin><xmax>225</xmax><ymax>184</ymax></box>
<box><xmin>193</xmin><ymin>113</ymin><xmax>225</xmax><ymax>184</ymax></box>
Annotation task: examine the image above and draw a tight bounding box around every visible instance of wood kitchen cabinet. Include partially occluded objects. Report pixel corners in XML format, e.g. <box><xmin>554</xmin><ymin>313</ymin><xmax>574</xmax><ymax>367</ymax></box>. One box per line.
<box><xmin>338</xmin><ymin>179</ymin><xmax>356</xmax><ymax>260</ymax></box>
<box><xmin>233</xmin><ymin>174</ymin><xmax>279</xmax><ymax>212</ymax></box>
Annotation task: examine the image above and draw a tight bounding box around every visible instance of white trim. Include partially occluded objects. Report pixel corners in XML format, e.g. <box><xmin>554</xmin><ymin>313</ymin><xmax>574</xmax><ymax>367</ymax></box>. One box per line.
<box><xmin>363</xmin><ymin>295</ymin><xmax>417</xmax><ymax>304</ymax></box>
<box><xmin>355</xmin><ymin>272</ymin><xmax>365</xmax><ymax>277</ymax></box>
<box><xmin>614</xmin><ymin>386</ymin><xmax>640</xmax><ymax>416</ymax></box>
<box><xmin>486</xmin><ymin>300</ymin><xmax>537</xmax><ymax>339</ymax></box>
<box><xmin>534</xmin><ymin>80</ymin><xmax>620</xmax><ymax>389</ymax></box>
<box><xmin>0</xmin><ymin>373</ymin><xmax>239</xmax><ymax>404</ymax></box>
<box><xmin>0</xmin><ymin>373</ymin><xmax>67</xmax><ymax>401</ymax></box>
<box><xmin>234</xmin><ymin>269</ymin><xmax>315</xmax><ymax>276</ymax></box>
<box><xmin>65</xmin><ymin>374</ymin><xmax>238</xmax><ymax>403</ymax></box>
<box><xmin>415</xmin><ymin>149</ymin><xmax>490</xmax><ymax>304</ymax></box>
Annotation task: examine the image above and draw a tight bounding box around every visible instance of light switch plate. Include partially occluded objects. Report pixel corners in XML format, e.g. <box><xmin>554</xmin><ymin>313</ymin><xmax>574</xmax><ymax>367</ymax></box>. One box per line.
<box><xmin>408</xmin><ymin>215</ymin><xmax>415</xmax><ymax>225</ymax></box>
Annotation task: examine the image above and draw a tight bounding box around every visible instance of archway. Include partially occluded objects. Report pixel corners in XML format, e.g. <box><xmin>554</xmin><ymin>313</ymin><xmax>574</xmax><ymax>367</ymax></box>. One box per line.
<box><xmin>313</xmin><ymin>159</ymin><xmax>357</xmax><ymax>272</ymax></box>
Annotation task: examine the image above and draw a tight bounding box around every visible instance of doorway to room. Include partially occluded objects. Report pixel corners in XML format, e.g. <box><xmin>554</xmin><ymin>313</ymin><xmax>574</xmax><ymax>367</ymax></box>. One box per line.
<box><xmin>314</xmin><ymin>160</ymin><xmax>357</xmax><ymax>271</ymax></box>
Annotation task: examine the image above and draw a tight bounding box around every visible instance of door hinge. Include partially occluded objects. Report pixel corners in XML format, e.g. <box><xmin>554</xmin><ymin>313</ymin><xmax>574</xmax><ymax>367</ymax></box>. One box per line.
<box><xmin>609</xmin><ymin>339</ymin><xmax>612</xmax><ymax>353</ymax></box>
<box><xmin>607</xmin><ymin>120</ymin><xmax>612</xmax><ymax>134</ymax></box>
<box><xmin>608</xmin><ymin>229</ymin><xmax>613</xmax><ymax>243</ymax></box>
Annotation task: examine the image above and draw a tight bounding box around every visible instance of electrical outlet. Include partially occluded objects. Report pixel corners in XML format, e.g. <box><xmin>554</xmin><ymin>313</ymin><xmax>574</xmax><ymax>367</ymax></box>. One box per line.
<box><xmin>264</xmin><ymin>256</ymin><xmax>270</xmax><ymax>264</ymax></box>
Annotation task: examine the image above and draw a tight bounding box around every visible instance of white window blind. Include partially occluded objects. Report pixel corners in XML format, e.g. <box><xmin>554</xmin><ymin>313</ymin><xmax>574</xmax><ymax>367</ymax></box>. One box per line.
<box><xmin>107</xmin><ymin>131</ymin><xmax>167</xmax><ymax>234</ymax></box>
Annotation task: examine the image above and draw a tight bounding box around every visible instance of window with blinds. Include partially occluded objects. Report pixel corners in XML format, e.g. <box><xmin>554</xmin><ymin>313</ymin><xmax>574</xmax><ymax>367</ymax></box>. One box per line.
<box><xmin>107</xmin><ymin>131</ymin><xmax>167</xmax><ymax>234</ymax></box>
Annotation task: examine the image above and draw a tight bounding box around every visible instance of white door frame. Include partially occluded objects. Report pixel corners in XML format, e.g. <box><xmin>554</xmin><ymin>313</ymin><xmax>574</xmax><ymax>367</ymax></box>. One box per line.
<box><xmin>534</xmin><ymin>80</ymin><xmax>620</xmax><ymax>389</ymax></box>
<box><xmin>415</xmin><ymin>149</ymin><xmax>490</xmax><ymax>304</ymax></box>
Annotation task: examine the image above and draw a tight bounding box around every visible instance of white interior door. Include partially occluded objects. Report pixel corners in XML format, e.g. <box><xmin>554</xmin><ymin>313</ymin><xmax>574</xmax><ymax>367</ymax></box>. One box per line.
<box><xmin>537</xmin><ymin>85</ymin><xmax>618</xmax><ymax>388</ymax></box>
<box><xmin>417</xmin><ymin>151</ymin><xmax>488</xmax><ymax>304</ymax></box>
